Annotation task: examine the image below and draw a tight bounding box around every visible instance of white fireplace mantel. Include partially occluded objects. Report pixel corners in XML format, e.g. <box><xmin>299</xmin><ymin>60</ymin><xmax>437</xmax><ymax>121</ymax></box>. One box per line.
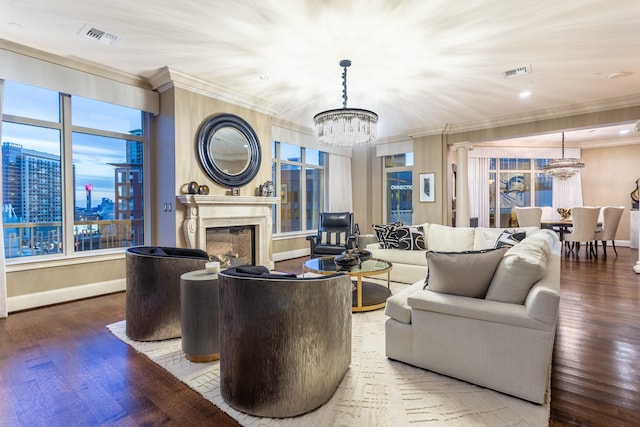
<box><xmin>177</xmin><ymin>195</ymin><xmax>279</xmax><ymax>269</ymax></box>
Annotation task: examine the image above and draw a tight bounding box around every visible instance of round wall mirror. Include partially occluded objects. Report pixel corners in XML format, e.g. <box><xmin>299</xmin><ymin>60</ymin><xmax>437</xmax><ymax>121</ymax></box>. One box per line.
<box><xmin>197</xmin><ymin>114</ymin><xmax>261</xmax><ymax>188</ymax></box>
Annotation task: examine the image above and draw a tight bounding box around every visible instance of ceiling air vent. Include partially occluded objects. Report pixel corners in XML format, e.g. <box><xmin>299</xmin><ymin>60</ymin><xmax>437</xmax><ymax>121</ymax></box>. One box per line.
<box><xmin>78</xmin><ymin>24</ymin><xmax>120</xmax><ymax>46</ymax></box>
<box><xmin>503</xmin><ymin>65</ymin><xmax>532</xmax><ymax>79</ymax></box>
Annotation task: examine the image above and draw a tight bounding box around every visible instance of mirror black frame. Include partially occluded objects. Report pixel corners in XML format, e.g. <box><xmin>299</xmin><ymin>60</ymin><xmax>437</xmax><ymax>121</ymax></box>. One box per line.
<box><xmin>197</xmin><ymin>113</ymin><xmax>262</xmax><ymax>188</ymax></box>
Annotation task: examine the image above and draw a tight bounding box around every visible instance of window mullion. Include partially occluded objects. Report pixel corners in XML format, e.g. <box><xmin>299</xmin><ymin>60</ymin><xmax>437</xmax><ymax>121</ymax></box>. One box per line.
<box><xmin>60</xmin><ymin>94</ymin><xmax>74</xmax><ymax>256</ymax></box>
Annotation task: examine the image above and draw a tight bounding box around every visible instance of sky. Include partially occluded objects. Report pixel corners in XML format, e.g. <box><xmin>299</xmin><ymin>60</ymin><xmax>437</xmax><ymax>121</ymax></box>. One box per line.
<box><xmin>2</xmin><ymin>80</ymin><xmax>142</xmax><ymax>208</ymax></box>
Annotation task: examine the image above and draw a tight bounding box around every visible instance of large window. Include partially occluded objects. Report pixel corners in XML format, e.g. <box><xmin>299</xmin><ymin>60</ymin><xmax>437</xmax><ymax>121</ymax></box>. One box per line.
<box><xmin>1</xmin><ymin>80</ymin><xmax>145</xmax><ymax>259</ymax></box>
<box><xmin>271</xmin><ymin>141</ymin><xmax>325</xmax><ymax>233</ymax></box>
<box><xmin>383</xmin><ymin>153</ymin><xmax>413</xmax><ymax>224</ymax></box>
<box><xmin>489</xmin><ymin>157</ymin><xmax>553</xmax><ymax>227</ymax></box>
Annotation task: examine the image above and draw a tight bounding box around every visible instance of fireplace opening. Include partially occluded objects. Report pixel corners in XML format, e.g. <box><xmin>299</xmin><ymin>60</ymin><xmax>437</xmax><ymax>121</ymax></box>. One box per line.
<box><xmin>206</xmin><ymin>225</ymin><xmax>256</xmax><ymax>267</ymax></box>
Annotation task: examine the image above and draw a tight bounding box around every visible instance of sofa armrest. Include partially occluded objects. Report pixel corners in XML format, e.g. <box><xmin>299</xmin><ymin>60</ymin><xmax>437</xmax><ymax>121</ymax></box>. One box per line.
<box><xmin>407</xmin><ymin>290</ymin><xmax>552</xmax><ymax>331</ymax></box>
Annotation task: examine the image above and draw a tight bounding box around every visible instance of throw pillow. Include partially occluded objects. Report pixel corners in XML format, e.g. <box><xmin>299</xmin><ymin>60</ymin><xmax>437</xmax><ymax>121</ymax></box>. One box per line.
<box><xmin>395</xmin><ymin>225</ymin><xmax>427</xmax><ymax>250</ymax></box>
<box><xmin>373</xmin><ymin>221</ymin><xmax>403</xmax><ymax>249</ymax></box>
<box><xmin>320</xmin><ymin>231</ymin><xmax>347</xmax><ymax>245</ymax></box>
<box><xmin>485</xmin><ymin>240</ymin><xmax>548</xmax><ymax>304</ymax></box>
<box><xmin>494</xmin><ymin>230</ymin><xmax>527</xmax><ymax>249</ymax></box>
<box><xmin>424</xmin><ymin>247</ymin><xmax>508</xmax><ymax>298</ymax></box>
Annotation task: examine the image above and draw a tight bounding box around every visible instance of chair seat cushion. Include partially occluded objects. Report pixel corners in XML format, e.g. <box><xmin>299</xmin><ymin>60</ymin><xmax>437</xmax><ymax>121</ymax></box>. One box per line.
<box><xmin>314</xmin><ymin>244</ymin><xmax>349</xmax><ymax>255</ymax></box>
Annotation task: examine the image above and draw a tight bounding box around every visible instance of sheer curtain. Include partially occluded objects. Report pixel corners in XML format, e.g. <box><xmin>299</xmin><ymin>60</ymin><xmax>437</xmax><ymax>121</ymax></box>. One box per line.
<box><xmin>468</xmin><ymin>157</ymin><xmax>491</xmax><ymax>227</ymax></box>
<box><xmin>552</xmin><ymin>173</ymin><xmax>583</xmax><ymax>209</ymax></box>
<box><xmin>327</xmin><ymin>153</ymin><xmax>353</xmax><ymax>212</ymax></box>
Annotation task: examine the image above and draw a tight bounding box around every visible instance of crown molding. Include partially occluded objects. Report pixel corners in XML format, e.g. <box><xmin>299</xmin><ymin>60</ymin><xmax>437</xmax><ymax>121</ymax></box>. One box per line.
<box><xmin>148</xmin><ymin>67</ymin><xmax>281</xmax><ymax>116</ymax></box>
<box><xmin>0</xmin><ymin>38</ymin><xmax>151</xmax><ymax>89</ymax></box>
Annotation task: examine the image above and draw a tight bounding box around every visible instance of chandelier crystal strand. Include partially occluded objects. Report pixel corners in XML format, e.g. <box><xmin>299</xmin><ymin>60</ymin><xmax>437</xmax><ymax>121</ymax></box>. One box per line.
<box><xmin>314</xmin><ymin>60</ymin><xmax>378</xmax><ymax>146</ymax></box>
<box><xmin>543</xmin><ymin>132</ymin><xmax>585</xmax><ymax>179</ymax></box>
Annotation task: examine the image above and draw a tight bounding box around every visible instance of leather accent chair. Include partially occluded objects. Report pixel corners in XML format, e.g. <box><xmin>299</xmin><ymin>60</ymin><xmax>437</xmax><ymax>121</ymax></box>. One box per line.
<box><xmin>306</xmin><ymin>212</ymin><xmax>356</xmax><ymax>258</ymax></box>
<box><xmin>125</xmin><ymin>246</ymin><xmax>210</xmax><ymax>341</ymax></box>
<box><xmin>218</xmin><ymin>266</ymin><xmax>352</xmax><ymax>418</ymax></box>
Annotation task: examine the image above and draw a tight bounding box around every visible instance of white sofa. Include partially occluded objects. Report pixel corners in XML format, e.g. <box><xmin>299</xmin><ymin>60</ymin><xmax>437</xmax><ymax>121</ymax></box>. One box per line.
<box><xmin>382</xmin><ymin>225</ymin><xmax>561</xmax><ymax>404</ymax></box>
<box><xmin>366</xmin><ymin>223</ymin><xmax>539</xmax><ymax>284</ymax></box>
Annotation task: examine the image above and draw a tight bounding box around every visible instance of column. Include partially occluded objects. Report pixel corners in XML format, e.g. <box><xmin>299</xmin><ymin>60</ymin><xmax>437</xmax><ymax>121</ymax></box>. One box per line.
<box><xmin>453</xmin><ymin>142</ymin><xmax>473</xmax><ymax>227</ymax></box>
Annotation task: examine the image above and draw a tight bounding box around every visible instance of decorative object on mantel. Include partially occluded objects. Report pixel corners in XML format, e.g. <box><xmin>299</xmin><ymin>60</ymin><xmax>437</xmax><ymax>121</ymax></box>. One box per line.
<box><xmin>197</xmin><ymin>113</ymin><xmax>261</xmax><ymax>188</ymax></box>
<box><xmin>198</xmin><ymin>185</ymin><xmax>209</xmax><ymax>195</ymax></box>
<box><xmin>313</xmin><ymin>59</ymin><xmax>378</xmax><ymax>146</ymax></box>
<box><xmin>258</xmin><ymin>180</ymin><xmax>275</xmax><ymax>197</ymax></box>
<box><xmin>231</xmin><ymin>187</ymin><xmax>240</xmax><ymax>196</ymax></box>
<box><xmin>187</xmin><ymin>181</ymin><xmax>199</xmax><ymax>194</ymax></box>
<box><xmin>543</xmin><ymin>132</ymin><xmax>585</xmax><ymax>179</ymax></box>
<box><xmin>631</xmin><ymin>178</ymin><xmax>639</xmax><ymax>209</ymax></box>
<box><xmin>557</xmin><ymin>207</ymin><xmax>572</xmax><ymax>220</ymax></box>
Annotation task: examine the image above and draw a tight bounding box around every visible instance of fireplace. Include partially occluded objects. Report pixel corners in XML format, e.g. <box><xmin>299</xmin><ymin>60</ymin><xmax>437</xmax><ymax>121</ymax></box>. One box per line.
<box><xmin>206</xmin><ymin>225</ymin><xmax>255</xmax><ymax>267</ymax></box>
<box><xmin>177</xmin><ymin>195</ymin><xmax>279</xmax><ymax>269</ymax></box>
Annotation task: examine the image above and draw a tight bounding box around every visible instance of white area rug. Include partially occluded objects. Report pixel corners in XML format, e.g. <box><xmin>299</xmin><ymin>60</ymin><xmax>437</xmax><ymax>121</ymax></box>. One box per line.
<box><xmin>107</xmin><ymin>280</ymin><xmax>549</xmax><ymax>426</ymax></box>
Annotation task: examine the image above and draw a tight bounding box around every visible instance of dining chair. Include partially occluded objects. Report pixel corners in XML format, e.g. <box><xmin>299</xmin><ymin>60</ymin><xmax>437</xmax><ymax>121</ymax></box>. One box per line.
<box><xmin>563</xmin><ymin>206</ymin><xmax>601</xmax><ymax>258</ymax></box>
<box><xmin>514</xmin><ymin>207</ymin><xmax>543</xmax><ymax>227</ymax></box>
<box><xmin>594</xmin><ymin>206</ymin><xmax>624</xmax><ymax>257</ymax></box>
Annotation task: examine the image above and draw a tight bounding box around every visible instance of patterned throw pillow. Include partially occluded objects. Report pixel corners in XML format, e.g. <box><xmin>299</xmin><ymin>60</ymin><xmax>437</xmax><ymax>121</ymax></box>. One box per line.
<box><xmin>373</xmin><ymin>221</ymin><xmax>403</xmax><ymax>249</ymax></box>
<box><xmin>395</xmin><ymin>226</ymin><xmax>426</xmax><ymax>250</ymax></box>
<box><xmin>320</xmin><ymin>231</ymin><xmax>347</xmax><ymax>245</ymax></box>
<box><xmin>494</xmin><ymin>230</ymin><xmax>527</xmax><ymax>249</ymax></box>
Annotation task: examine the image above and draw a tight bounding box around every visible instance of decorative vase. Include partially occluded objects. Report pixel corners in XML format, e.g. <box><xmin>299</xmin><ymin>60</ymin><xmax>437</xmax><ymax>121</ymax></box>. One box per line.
<box><xmin>557</xmin><ymin>208</ymin><xmax>571</xmax><ymax>220</ymax></box>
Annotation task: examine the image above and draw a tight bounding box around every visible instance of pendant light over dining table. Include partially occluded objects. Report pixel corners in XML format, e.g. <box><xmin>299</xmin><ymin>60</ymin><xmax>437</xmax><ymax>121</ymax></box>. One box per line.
<box><xmin>543</xmin><ymin>132</ymin><xmax>585</xmax><ymax>179</ymax></box>
<box><xmin>313</xmin><ymin>60</ymin><xmax>378</xmax><ymax>146</ymax></box>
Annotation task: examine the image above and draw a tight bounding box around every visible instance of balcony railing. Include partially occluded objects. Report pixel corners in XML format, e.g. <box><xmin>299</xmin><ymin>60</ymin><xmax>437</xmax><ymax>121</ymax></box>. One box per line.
<box><xmin>3</xmin><ymin>219</ymin><xmax>144</xmax><ymax>258</ymax></box>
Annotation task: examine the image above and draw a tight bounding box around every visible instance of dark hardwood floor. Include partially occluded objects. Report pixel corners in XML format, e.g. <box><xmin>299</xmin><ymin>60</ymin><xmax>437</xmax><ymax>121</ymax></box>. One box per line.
<box><xmin>1</xmin><ymin>247</ymin><xmax>639</xmax><ymax>426</ymax></box>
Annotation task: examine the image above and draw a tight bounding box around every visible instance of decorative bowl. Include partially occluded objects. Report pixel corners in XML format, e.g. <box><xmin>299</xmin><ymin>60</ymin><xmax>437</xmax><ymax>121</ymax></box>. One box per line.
<box><xmin>334</xmin><ymin>253</ymin><xmax>360</xmax><ymax>268</ymax></box>
<box><xmin>351</xmin><ymin>248</ymin><xmax>372</xmax><ymax>261</ymax></box>
<box><xmin>557</xmin><ymin>208</ymin><xmax>571</xmax><ymax>220</ymax></box>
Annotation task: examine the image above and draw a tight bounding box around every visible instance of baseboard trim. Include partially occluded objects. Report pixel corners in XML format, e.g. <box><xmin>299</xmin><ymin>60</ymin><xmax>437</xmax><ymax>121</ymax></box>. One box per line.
<box><xmin>8</xmin><ymin>279</ymin><xmax>126</xmax><ymax>313</ymax></box>
<box><xmin>273</xmin><ymin>248</ymin><xmax>310</xmax><ymax>262</ymax></box>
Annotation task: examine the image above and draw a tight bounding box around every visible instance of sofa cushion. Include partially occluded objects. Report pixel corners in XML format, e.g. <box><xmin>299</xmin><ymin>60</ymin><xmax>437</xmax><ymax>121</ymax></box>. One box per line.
<box><xmin>373</xmin><ymin>221</ymin><xmax>403</xmax><ymax>249</ymax></box>
<box><xmin>425</xmin><ymin>248</ymin><xmax>508</xmax><ymax>298</ymax></box>
<box><xmin>494</xmin><ymin>230</ymin><xmax>527</xmax><ymax>248</ymax></box>
<box><xmin>427</xmin><ymin>223</ymin><xmax>475</xmax><ymax>251</ymax></box>
<box><xmin>366</xmin><ymin>246</ymin><xmax>429</xmax><ymax>267</ymax></box>
<box><xmin>485</xmin><ymin>237</ymin><xmax>548</xmax><ymax>304</ymax></box>
<box><xmin>395</xmin><ymin>225</ymin><xmax>427</xmax><ymax>250</ymax></box>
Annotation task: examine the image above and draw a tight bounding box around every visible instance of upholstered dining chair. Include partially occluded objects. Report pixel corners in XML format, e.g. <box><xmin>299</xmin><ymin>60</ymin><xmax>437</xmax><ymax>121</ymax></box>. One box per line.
<box><xmin>594</xmin><ymin>206</ymin><xmax>624</xmax><ymax>256</ymax></box>
<box><xmin>563</xmin><ymin>206</ymin><xmax>601</xmax><ymax>258</ymax></box>
<box><xmin>514</xmin><ymin>207</ymin><xmax>543</xmax><ymax>227</ymax></box>
<box><xmin>306</xmin><ymin>212</ymin><xmax>357</xmax><ymax>258</ymax></box>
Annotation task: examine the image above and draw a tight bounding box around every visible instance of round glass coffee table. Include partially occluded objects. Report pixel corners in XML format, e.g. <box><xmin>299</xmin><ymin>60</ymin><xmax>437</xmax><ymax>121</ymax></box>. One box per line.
<box><xmin>303</xmin><ymin>257</ymin><xmax>392</xmax><ymax>312</ymax></box>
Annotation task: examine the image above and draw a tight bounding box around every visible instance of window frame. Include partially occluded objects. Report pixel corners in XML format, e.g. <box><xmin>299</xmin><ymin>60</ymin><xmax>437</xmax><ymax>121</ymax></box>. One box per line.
<box><xmin>1</xmin><ymin>79</ymin><xmax>150</xmax><ymax>265</ymax></box>
<box><xmin>271</xmin><ymin>141</ymin><xmax>326</xmax><ymax>235</ymax></box>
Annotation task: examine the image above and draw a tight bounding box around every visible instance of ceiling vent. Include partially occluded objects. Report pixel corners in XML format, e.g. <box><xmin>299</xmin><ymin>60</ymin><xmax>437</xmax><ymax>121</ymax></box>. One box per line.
<box><xmin>78</xmin><ymin>24</ymin><xmax>120</xmax><ymax>46</ymax></box>
<box><xmin>503</xmin><ymin>65</ymin><xmax>532</xmax><ymax>79</ymax></box>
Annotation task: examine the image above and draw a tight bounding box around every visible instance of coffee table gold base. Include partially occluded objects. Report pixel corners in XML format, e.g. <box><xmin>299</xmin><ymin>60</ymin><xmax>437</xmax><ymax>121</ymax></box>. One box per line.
<box><xmin>185</xmin><ymin>352</ymin><xmax>220</xmax><ymax>363</ymax></box>
<box><xmin>352</xmin><ymin>275</ymin><xmax>392</xmax><ymax>312</ymax></box>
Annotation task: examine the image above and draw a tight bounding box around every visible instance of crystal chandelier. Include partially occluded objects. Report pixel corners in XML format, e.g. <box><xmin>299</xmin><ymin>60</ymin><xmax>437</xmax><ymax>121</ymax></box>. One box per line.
<box><xmin>313</xmin><ymin>60</ymin><xmax>378</xmax><ymax>146</ymax></box>
<box><xmin>543</xmin><ymin>132</ymin><xmax>585</xmax><ymax>179</ymax></box>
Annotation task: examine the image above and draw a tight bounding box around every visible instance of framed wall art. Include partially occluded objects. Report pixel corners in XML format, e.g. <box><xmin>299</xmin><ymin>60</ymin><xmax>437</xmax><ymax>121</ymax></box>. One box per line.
<box><xmin>419</xmin><ymin>173</ymin><xmax>435</xmax><ymax>202</ymax></box>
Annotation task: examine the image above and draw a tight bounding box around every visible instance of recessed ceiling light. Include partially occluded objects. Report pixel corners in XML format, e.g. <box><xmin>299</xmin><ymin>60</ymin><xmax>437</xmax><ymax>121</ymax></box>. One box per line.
<box><xmin>619</xmin><ymin>129</ymin><xmax>630</xmax><ymax>135</ymax></box>
<box><xmin>519</xmin><ymin>90</ymin><xmax>531</xmax><ymax>98</ymax></box>
<box><xmin>259</xmin><ymin>75</ymin><xmax>270</xmax><ymax>81</ymax></box>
